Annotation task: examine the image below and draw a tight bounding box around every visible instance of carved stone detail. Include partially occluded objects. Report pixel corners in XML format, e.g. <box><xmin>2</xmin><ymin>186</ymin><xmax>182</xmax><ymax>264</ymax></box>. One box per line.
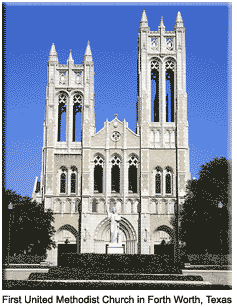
<box><xmin>151</xmin><ymin>38</ymin><xmax>159</xmax><ymax>50</ymax></box>
<box><xmin>75</xmin><ymin>72</ymin><xmax>83</xmax><ymax>86</ymax></box>
<box><xmin>111</xmin><ymin>131</ymin><xmax>121</xmax><ymax>142</ymax></box>
<box><xmin>166</xmin><ymin>38</ymin><xmax>174</xmax><ymax>51</ymax></box>
<box><xmin>59</xmin><ymin>72</ymin><xmax>66</xmax><ymax>85</ymax></box>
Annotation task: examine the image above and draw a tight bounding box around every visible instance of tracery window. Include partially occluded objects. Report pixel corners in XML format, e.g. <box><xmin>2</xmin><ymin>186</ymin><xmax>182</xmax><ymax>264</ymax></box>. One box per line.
<box><xmin>151</xmin><ymin>38</ymin><xmax>159</xmax><ymax>51</ymax></box>
<box><xmin>151</xmin><ymin>60</ymin><xmax>160</xmax><ymax>122</ymax></box>
<box><xmin>58</xmin><ymin>93</ymin><xmax>67</xmax><ymax>142</ymax></box>
<box><xmin>59</xmin><ymin>166</ymin><xmax>67</xmax><ymax>194</ymax></box>
<box><xmin>71</xmin><ymin>173</ymin><xmax>76</xmax><ymax>193</ymax></box>
<box><xmin>60</xmin><ymin>173</ymin><xmax>66</xmax><ymax>194</ymax></box>
<box><xmin>165</xmin><ymin>167</ymin><xmax>173</xmax><ymax>194</ymax></box>
<box><xmin>70</xmin><ymin>165</ymin><xmax>77</xmax><ymax>194</ymax></box>
<box><xmin>166</xmin><ymin>38</ymin><xmax>174</xmax><ymax>51</ymax></box>
<box><xmin>75</xmin><ymin>72</ymin><xmax>83</xmax><ymax>86</ymax></box>
<box><xmin>59</xmin><ymin>72</ymin><xmax>66</xmax><ymax>85</ymax></box>
<box><xmin>111</xmin><ymin>156</ymin><xmax>121</xmax><ymax>193</ymax></box>
<box><xmin>94</xmin><ymin>155</ymin><xmax>104</xmax><ymax>193</ymax></box>
<box><xmin>73</xmin><ymin>93</ymin><xmax>82</xmax><ymax>142</ymax></box>
<box><xmin>155</xmin><ymin>167</ymin><xmax>162</xmax><ymax>194</ymax></box>
<box><xmin>165</xmin><ymin>60</ymin><xmax>175</xmax><ymax>122</ymax></box>
<box><xmin>155</xmin><ymin>173</ymin><xmax>161</xmax><ymax>194</ymax></box>
<box><xmin>128</xmin><ymin>155</ymin><xmax>138</xmax><ymax>193</ymax></box>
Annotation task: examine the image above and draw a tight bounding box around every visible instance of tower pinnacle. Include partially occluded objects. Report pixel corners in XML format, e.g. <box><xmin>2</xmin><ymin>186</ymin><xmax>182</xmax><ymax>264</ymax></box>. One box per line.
<box><xmin>174</xmin><ymin>11</ymin><xmax>184</xmax><ymax>29</ymax></box>
<box><xmin>49</xmin><ymin>43</ymin><xmax>57</xmax><ymax>56</ymax></box>
<box><xmin>85</xmin><ymin>41</ymin><xmax>92</xmax><ymax>56</ymax></box>
<box><xmin>140</xmin><ymin>10</ymin><xmax>148</xmax><ymax>28</ymax></box>
<box><xmin>67</xmin><ymin>50</ymin><xmax>74</xmax><ymax>65</ymax></box>
<box><xmin>68</xmin><ymin>50</ymin><xmax>73</xmax><ymax>61</ymax></box>
<box><xmin>159</xmin><ymin>16</ymin><xmax>165</xmax><ymax>29</ymax></box>
<box><xmin>84</xmin><ymin>41</ymin><xmax>93</xmax><ymax>62</ymax></box>
<box><xmin>48</xmin><ymin>43</ymin><xmax>58</xmax><ymax>63</ymax></box>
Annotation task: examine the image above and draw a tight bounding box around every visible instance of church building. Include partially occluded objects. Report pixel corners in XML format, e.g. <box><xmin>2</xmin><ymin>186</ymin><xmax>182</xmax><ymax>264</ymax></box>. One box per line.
<box><xmin>33</xmin><ymin>10</ymin><xmax>190</xmax><ymax>265</ymax></box>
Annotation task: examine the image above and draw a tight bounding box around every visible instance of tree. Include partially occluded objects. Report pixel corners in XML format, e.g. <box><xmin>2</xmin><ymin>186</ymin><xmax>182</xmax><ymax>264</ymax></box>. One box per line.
<box><xmin>179</xmin><ymin>157</ymin><xmax>231</xmax><ymax>258</ymax></box>
<box><xmin>3</xmin><ymin>187</ymin><xmax>56</xmax><ymax>263</ymax></box>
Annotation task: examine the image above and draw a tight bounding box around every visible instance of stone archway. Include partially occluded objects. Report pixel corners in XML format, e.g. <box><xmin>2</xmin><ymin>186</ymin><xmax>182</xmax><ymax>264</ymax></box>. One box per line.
<box><xmin>94</xmin><ymin>217</ymin><xmax>137</xmax><ymax>254</ymax></box>
<box><xmin>56</xmin><ymin>224</ymin><xmax>79</xmax><ymax>265</ymax></box>
<box><xmin>56</xmin><ymin>224</ymin><xmax>79</xmax><ymax>240</ymax></box>
<box><xmin>155</xmin><ymin>225</ymin><xmax>175</xmax><ymax>243</ymax></box>
<box><xmin>153</xmin><ymin>225</ymin><xmax>174</xmax><ymax>257</ymax></box>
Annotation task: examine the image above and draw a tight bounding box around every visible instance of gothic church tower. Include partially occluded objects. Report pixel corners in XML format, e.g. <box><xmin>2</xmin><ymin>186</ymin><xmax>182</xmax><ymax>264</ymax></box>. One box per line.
<box><xmin>137</xmin><ymin>11</ymin><xmax>190</xmax><ymax>253</ymax></box>
<box><xmin>33</xmin><ymin>11</ymin><xmax>190</xmax><ymax>264</ymax></box>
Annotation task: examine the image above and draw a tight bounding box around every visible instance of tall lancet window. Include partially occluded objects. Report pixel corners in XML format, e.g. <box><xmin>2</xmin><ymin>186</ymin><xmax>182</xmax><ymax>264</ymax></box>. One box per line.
<box><xmin>151</xmin><ymin>60</ymin><xmax>160</xmax><ymax>122</ymax></box>
<box><xmin>94</xmin><ymin>155</ymin><xmax>104</xmax><ymax>193</ymax></box>
<box><xmin>155</xmin><ymin>167</ymin><xmax>162</xmax><ymax>194</ymax></box>
<box><xmin>111</xmin><ymin>156</ymin><xmax>121</xmax><ymax>193</ymax></box>
<box><xmin>128</xmin><ymin>155</ymin><xmax>138</xmax><ymax>193</ymax></box>
<box><xmin>58</xmin><ymin>93</ymin><xmax>67</xmax><ymax>142</ymax></box>
<box><xmin>165</xmin><ymin>61</ymin><xmax>175</xmax><ymax>122</ymax></box>
<box><xmin>71</xmin><ymin>166</ymin><xmax>77</xmax><ymax>194</ymax></box>
<box><xmin>165</xmin><ymin>167</ymin><xmax>172</xmax><ymax>194</ymax></box>
<box><xmin>71</xmin><ymin>173</ymin><xmax>76</xmax><ymax>193</ymax></box>
<box><xmin>60</xmin><ymin>166</ymin><xmax>67</xmax><ymax>194</ymax></box>
<box><xmin>73</xmin><ymin>93</ymin><xmax>82</xmax><ymax>142</ymax></box>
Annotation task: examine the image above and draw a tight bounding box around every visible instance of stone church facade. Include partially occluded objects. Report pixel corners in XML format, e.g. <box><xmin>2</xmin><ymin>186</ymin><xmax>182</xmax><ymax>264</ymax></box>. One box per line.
<box><xmin>33</xmin><ymin>11</ymin><xmax>190</xmax><ymax>265</ymax></box>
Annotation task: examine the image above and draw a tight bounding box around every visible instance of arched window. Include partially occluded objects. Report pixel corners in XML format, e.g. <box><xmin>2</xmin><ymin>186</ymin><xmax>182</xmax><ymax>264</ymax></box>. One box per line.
<box><xmin>155</xmin><ymin>167</ymin><xmax>162</xmax><ymax>194</ymax></box>
<box><xmin>155</xmin><ymin>173</ymin><xmax>161</xmax><ymax>194</ymax></box>
<box><xmin>59</xmin><ymin>166</ymin><xmax>67</xmax><ymax>194</ymax></box>
<box><xmin>70</xmin><ymin>166</ymin><xmax>77</xmax><ymax>194</ymax></box>
<box><xmin>165</xmin><ymin>61</ymin><xmax>175</xmax><ymax>122</ymax></box>
<box><xmin>128</xmin><ymin>155</ymin><xmax>138</xmax><ymax>193</ymax></box>
<box><xmin>151</xmin><ymin>60</ymin><xmax>160</xmax><ymax>122</ymax></box>
<box><xmin>60</xmin><ymin>173</ymin><xmax>66</xmax><ymax>193</ymax></box>
<box><xmin>58</xmin><ymin>93</ymin><xmax>67</xmax><ymax>142</ymax></box>
<box><xmin>71</xmin><ymin>173</ymin><xmax>76</xmax><ymax>193</ymax></box>
<box><xmin>94</xmin><ymin>156</ymin><xmax>104</xmax><ymax>193</ymax></box>
<box><xmin>73</xmin><ymin>93</ymin><xmax>82</xmax><ymax>142</ymax></box>
<box><xmin>165</xmin><ymin>168</ymin><xmax>172</xmax><ymax>194</ymax></box>
<box><xmin>111</xmin><ymin>156</ymin><xmax>121</xmax><ymax>193</ymax></box>
<box><xmin>92</xmin><ymin>199</ymin><xmax>97</xmax><ymax>212</ymax></box>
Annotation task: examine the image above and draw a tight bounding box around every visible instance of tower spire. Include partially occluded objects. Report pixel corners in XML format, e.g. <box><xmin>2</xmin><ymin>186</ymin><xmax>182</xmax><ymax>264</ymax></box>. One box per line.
<box><xmin>140</xmin><ymin>10</ymin><xmax>148</xmax><ymax>28</ymax></box>
<box><xmin>85</xmin><ymin>41</ymin><xmax>92</xmax><ymax>56</ymax></box>
<box><xmin>68</xmin><ymin>50</ymin><xmax>73</xmax><ymax>61</ymax></box>
<box><xmin>49</xmin><ymin>43</ymin><xmax>57</xmax><ymax>56</ymax></box>
<box><xmin>84</xmin><ymin>41</ymin><xmax>92</xmax><ymax>61</ymax></box>
<box><xmin>174</xmin><ymin>11</ymin><xmax>184</xmax><ymax>29</ymax></box>
<box><xmin>67</xmin><ymin>49</ymin><xmax>74</xmax><ymax>65</ymax></box>
<box><xmin>48</xmin><ymin>43</ymin><xmax>58</xmax><ymax>63</ymax></box>
<box><xmin>158</xmin><ymin>16</ymin><xmax>165</xmax><ymax>30</ymax></box>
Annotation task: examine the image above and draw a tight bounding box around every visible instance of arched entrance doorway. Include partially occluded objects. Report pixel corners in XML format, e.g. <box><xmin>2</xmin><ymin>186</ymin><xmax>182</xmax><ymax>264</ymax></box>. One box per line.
<box><xmin>56</xmin><ymin>224</ymin><xmax>78</xmax><ymax>266</ymax></box>
<box><xmin>153</xmin><ymin>225</ymin><xmax>174</xmax><ymax>259</ymax></box>
<box><xmin>94</xmin><ymin>217</ymin><xmax>137</xmax><ymax>254</ymax></box>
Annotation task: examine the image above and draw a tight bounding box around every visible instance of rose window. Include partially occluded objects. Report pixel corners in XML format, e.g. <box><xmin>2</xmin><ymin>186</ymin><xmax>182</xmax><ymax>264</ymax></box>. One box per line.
<box><xmin>111</xmin><ymin>131</ymin><xmax>120</xmax><ymax>141</ymax></box>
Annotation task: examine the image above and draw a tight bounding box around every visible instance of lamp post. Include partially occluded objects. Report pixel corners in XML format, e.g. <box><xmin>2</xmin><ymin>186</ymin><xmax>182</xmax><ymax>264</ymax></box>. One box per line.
<box><xmin>218</xmin><ymin>202</ymin><xmax>223</xmax><ymax>266</ymax></box>
<box><xmin>7</xmin><ymin>203</ymin><xmax>13</xmax><ymax>266</ymax></box>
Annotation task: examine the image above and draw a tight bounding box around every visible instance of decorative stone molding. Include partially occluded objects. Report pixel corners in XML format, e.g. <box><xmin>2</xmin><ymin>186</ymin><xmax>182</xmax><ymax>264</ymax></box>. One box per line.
<box><xmin>111</xmin><ymin>131</ymin><xmax>121</xmax><ymax>142</ymax></box>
